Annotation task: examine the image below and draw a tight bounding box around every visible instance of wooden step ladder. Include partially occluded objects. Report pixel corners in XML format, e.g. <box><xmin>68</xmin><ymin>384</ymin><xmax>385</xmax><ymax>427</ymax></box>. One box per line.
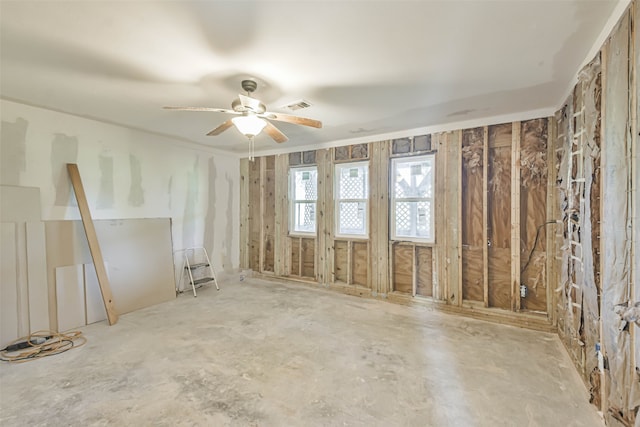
<box><xmin>176</xmin><ymin>247</ymin><xmax>219</xmax><ymax>297</ymax></box>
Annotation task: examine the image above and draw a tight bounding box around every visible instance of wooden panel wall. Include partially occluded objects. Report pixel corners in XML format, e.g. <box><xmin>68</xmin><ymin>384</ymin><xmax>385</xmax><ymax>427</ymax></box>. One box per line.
<box><xmin>242</xmin><ymin>121</ymin><xmax>556</xmax><ymax>329</ymax></box>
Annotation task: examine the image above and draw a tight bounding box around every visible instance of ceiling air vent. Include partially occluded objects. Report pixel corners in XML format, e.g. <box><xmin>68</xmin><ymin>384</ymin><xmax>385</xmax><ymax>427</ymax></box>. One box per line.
<box><xmin>281</xmin><ymin>99</ymin><xmax>312</xmax><ymax>111</ymax></box>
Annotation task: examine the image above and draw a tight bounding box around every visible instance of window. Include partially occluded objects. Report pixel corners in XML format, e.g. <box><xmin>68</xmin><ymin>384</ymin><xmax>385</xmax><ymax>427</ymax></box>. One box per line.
<box><xmin>391</xmin><ymin>155</ymin><xmax>435</xmax><ymax>242</ymax></box>
<box><xmin>335</xmin><ymin>162</ymin><xmax>368</xmax><ymax>237</ymax></box>
<box><xmin>290</xmin><ymin>166</ymin><xmax>317</xmax><ymax>235</ymax></box>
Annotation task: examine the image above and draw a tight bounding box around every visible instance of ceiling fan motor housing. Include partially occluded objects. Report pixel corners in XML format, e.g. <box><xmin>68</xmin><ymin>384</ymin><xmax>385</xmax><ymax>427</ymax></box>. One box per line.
<box><xmin>241</xmin><ymin>79</ymin><xmax>258</xmax><ymax>94</ymax></box>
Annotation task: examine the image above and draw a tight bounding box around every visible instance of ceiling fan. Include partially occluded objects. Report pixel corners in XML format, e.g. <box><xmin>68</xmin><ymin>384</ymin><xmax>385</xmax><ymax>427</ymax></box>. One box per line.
<box><xmin>163</xmin><ymin>79</ymin><xmax>322</xmax><ymax>146</ymax></box>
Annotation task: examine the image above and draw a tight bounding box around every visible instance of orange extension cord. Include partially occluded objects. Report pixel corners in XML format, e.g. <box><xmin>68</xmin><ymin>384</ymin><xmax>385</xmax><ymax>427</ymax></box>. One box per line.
<box><xmin>0</xmin><ymin>330</ymin><xmax>86</xmax><ymax>363</ymax></box>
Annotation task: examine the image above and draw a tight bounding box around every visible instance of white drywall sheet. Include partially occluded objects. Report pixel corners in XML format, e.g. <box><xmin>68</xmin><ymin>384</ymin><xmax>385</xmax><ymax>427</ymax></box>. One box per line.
<box><xmin>1</xmin><ymin>223</ymin><xmax>19</xmax><ymax>347</ymax></box>
<box><xmin>55</xmin><ymin>265</ymin><xmax>85</xmax><ymax>332</ymax></box>
<box><xmin>85</xmin><ymin>263</ymin><xmax>108</xmax><ymax>325</ymax></box>
<box><xmin>26</xmin><ymin>222</ymin><xmax>49</xmax><ymax>332</ymax></box>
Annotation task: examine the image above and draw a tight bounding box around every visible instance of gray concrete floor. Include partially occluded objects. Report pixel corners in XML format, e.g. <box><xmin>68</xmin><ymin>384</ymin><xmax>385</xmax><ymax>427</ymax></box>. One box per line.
<box><xmin>1</xmin><ymin>278</ymin><xmax>603</xmax><ymax>426</ymax></box>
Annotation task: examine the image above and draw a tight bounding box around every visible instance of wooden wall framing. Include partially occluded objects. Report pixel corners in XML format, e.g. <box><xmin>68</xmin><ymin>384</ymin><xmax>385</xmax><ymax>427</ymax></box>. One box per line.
<box><xmin>236</xmin><ymin>4</ymin><xmax>640</xmax><ymax>420</ymax></box>
<box><xmin>241</xmin><ymin>122</ymin><xmax>555</xmax><ymax>330</ymax></box>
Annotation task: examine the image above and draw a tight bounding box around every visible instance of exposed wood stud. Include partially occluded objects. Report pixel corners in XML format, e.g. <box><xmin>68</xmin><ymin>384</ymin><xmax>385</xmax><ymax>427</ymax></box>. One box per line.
<box><xmin>546</xmin><ymin>117</ymin><xmax>557</xmax><ymax>322</ymax></box>
<box><xmin>482</xmin><ymin>126</ymin><xmax>489</xmax><ymax>307</ymax></box>
<box><xmin>274</xmin><ymin>154</ymin><xmax>289</xmax><ymax>276</ymax></box>
<box><xmin>511</xmin><ymin>122</ymin><xmax>522</xmax><ymax>312</ymax></box>
<box><xmin>259</xmin><ymin>156</ymin><xmax>266</xmax><ymax>273</ymax></box>
<box><xmin>239</xmin><ymin>158</ymin><xmax>250</xmax><ymax>269</ymax></box>
<box><xmin>456</xmin><ymin>130</ymin><xmax>463</xmax><ymax>306</ymax></box>
<box><xmin>347</xmin><ymin>241</ymin><xmax>352</xmax><ymax>285</ymax></box>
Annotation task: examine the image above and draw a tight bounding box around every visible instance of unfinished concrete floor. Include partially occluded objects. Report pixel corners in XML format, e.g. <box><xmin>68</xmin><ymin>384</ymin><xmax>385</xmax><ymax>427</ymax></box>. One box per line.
<box><xmin>0</xmin><ymin>278</ymin><xmax>602</xmax><ymax>426</ymax></box>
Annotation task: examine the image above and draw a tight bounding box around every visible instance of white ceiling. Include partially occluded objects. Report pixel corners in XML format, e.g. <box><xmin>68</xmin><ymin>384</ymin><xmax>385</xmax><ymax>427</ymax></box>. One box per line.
<box><xmin>0</xmin><ymin>1</ymin><xmax>624</xmax><ymax>156</ymax></box>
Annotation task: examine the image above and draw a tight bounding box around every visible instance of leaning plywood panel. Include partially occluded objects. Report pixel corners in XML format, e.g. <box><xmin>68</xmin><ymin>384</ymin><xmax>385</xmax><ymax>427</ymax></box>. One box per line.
<box><xmin>55</xmin><ymin>264</ymin><xmax>85</xmax><ymax>332</ymax></box>
<box><xmin>26</xmin><ymin>222</ymin><xmax>49</xmax><ymax>332</ymax></box>
<box><xmin>602</xmin><ymin>10</ymin><xmax>639</xmax><ymax>425</ymax></box>
<box><xmin>0</xmin><ymin>223</ymin><xmax>19</xmax><ymax>348</ymax></box>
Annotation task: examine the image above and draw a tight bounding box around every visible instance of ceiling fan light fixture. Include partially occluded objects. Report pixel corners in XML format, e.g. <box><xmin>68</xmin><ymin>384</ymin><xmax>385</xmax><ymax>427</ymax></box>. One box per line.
<box><xmin>232</xmin><ymin>115</ymin><xmax>267</xmax><ymax>137</ymax></box>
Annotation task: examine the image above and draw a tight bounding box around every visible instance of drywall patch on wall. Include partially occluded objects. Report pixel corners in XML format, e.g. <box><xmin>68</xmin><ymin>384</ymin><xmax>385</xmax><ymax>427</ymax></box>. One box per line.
<box><xmin>128</xmin><ymin>154</ymin><xmax>144</xmax><ymax>207</ymax></box>
<box><xmin>97</xmin><ymin>154</ymin><xmax>114</xmax><ymax>209</ymax></box>
<box><xmin>182</xmin><ymin>156</ymin><xmax>199</xmax><ymax>249</ymax></box>
<box><xmin>51</xmin><ymin>133</ymin><xmax>78</xmax><ymax>206</ymax></box>
<box><xmin>0</xmin><ymin>117</ymin><xmax>28</xmax><ymax>185</ymax></box>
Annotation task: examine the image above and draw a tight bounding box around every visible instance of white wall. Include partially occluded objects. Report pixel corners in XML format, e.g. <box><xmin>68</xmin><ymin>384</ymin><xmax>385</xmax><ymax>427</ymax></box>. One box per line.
<box><xmin>0</xmin><ymin>99</ymin><xmax>240</xmax><ymax>275</ymax></box>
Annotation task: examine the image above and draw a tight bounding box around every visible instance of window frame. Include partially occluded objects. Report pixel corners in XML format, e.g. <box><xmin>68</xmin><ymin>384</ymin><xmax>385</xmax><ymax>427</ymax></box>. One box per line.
<box><xmin>288</xmin><ymin>165</ymin><xmax>318</xmax><ymax>237</ymax></box>
<box><xmin>390</xmin><ymin>154</ymin><xmax>436</xmax><ymax>243</ymax></box>
<box><xmin>334</xmin><ymin>161</ymin><xmax>369</xmax><ymax>239</ymax></box>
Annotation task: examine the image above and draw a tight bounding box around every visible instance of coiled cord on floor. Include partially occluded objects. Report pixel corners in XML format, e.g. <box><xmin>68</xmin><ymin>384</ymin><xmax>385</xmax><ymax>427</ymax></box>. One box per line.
<box><xmin>0</xmin><ymin>330</ymin><xmax>86</xmax><ymax>363</ymax></box>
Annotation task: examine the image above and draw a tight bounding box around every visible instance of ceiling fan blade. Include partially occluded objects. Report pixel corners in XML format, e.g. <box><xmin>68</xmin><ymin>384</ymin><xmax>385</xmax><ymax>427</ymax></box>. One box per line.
<box><xmin>238</xmin><ymin>94</ymin><xmax>264</xmax><ymax>112</ymax></box>
<box><xmin>206</xmin><ymin>119</ymin><xmax>234</xmax><ymax>136</ymax></box>
<box><xmin>163</xmin><ymin>106</ymin><xmax>240</xmax><ymax>114</ymax></box>
<box><xmin>262</xmin><ymin>112</ymin><xmax>322</xmax><ymax>128</ymax></box>
<box><xmin>263</xmin><ymin>121</ymin><xmax>288</xmax><ymax>143</ymax></box>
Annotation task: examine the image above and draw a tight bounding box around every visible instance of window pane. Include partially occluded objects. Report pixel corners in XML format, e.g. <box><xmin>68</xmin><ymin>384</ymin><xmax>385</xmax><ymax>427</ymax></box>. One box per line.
<box><xmin>338</xmin><ymin>165</ymin><xmax>368</xmax><ymax>199</ymax></box>
<box><xmin>394</xmin><ymin>159</ymin><xmax>433</xmax><ymax>198</ymax></box>
<box><xmin>394</xmin><ymin>201</ymin><xmax>432</xmax><ymax>239</ymax></box>
<box><xmin>338</xmin><ymin>201</ymin><xmax>366</xmax><ymax>235</ymax></box>
<box><xmin>293</xmin><ymin>202</ymin><xmax>316</xmax><ymax>233</ymax></box>
<box><xmin>293</xmin><ymin>169</ymin><xmax>317</xmax><ymax>201</ymax></box>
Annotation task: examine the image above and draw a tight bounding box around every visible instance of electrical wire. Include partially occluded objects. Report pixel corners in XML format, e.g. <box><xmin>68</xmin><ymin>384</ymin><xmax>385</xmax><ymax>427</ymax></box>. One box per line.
<box><xmin>0</xmin><ymin>330</ymin><xmax>86</xmax><ymax>363</ymax></box>
<box><xmin>521</xmin><ymin>220</ymin><xmax>560</xmax><ymax>275</ymax></box>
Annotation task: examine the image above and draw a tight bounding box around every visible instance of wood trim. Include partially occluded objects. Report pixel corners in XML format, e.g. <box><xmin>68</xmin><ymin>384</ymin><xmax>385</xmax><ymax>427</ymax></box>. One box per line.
<box><xmin>66</xmin><ymin>163</ymin><xmax>118</xmax><ymax>326</ymax></box>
